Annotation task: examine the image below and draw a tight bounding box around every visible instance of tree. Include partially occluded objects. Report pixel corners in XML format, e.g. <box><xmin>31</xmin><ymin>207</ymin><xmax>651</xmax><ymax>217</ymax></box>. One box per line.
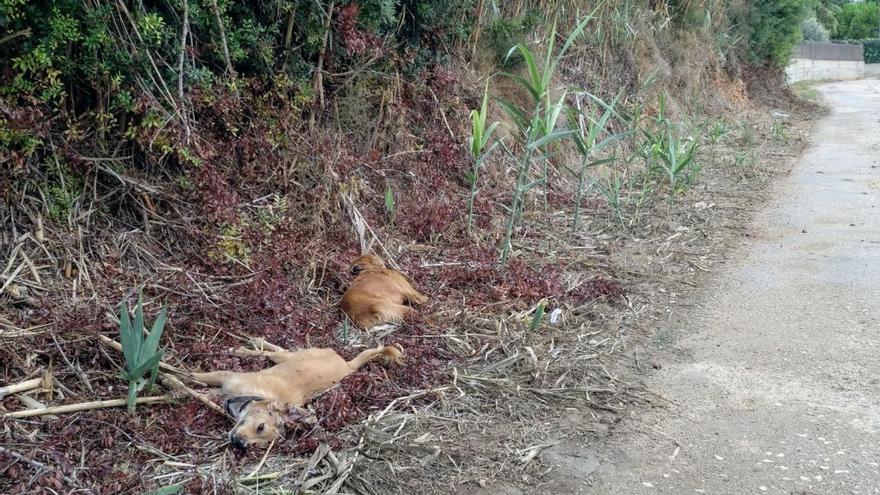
<box><xmin>745</xmin><ymin>0</ymin><xmax>814</xmax><ymax>67</ymax></box>
<box><xmin>801</xmin><ymin>16</ymin><xmax>830</xmax><ymax>41</ymax></box>
<box><xmin>833</xmin><ymin>2</ymin><xmax>880</xmax><ymax>39</ymax></box>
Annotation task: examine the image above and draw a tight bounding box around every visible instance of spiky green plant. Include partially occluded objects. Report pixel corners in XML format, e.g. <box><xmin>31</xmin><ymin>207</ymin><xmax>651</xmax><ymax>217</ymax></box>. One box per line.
<box><xmin>655</xmin><ymin>128</ymin><xmax>699</xmax><ymax>193</ymax></box>
<box><xmin>496</xmin><ymin>10</ymin><xmax>599</xmax><ymax>263</ymax></box>
<box><xmin>529</xmin><ymin>299</ymin><xmax>547</xmax><ymax>332</ymax></box>
<box><xmin>594</xmin><ymin>171</ymin><xmax>625</xmax><ymax>228</ymax></box>
<box><xmin>568</xmin><ymin>90</ymin><xmax>629</xmax><ymax>231</ymax></box>
<box><xmin>118</xmin><ymin>290</ymin><xmax>167</xmax><ymax>412</ymax></box>
<box><xmin>466</xmin><ymin>81</ymin><xmax>500</xmax><ymax>233</ymax></box>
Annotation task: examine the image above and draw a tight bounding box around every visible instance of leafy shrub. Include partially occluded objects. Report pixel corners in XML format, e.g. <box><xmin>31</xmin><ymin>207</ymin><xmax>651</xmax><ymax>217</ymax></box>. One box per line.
<box><xmin>864</xmin><ymin>38</ymin><xmax>880</xmax><ymax>63</ymax></box>
<box><xmin>833</xmin><ymin>2</ymin><xmax>880</xmax><ymax>40</ymax></box>
<box><xmin>743</xmin><ymin>0</ymin><xmax>813</xmax><ymax>67</ymax></box>
<box><xmin>801</xmin><ymin>16</ymin><xmax>830</xmax><ymax>42</ymax></box>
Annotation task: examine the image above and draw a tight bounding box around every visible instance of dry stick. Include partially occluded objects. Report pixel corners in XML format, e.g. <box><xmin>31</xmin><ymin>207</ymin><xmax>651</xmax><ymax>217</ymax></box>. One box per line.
<box><xmin>0</xmin><ymin>377</ymin><xmax>42</xmax><ymax>398</ymax></box>
<box><xmin>178</xmin><ymin>0</ymin><xmax>192</xmax><ymax>144</ymax></box>
<box><xmin>52</xmin><ymin>334</ymin><xmax>93</xmax><ymax>393</ymax></box>
<box><xmin>95</xmin><ymin>335</ymin><xmax>229</xmax><ymax>418</ymax></box>
<box><xmin>160</xmin><ymin>373</ymin><xmax>228</xmax><ymax>418</ymax></box>
<box><xmin>339</xmin><ymin>192</ymin><xmax>401</xmax><ymax>271</ymax></box>
<box><xmin>0</xmin><ymin>445</ymin><xmax>84</xmax><ymax>490</ymax></box>
<box><xmin>312</xmin><ymin>1</ymin><xmax>336</xmax><ymax>116</ymax></box>
<box><xmin>5</xmin><ymin>396</ymin><xmax>172</xmax><ymax>419</ymax></box>
<box><xmin>207</xmin><ymin>0</ymin><xmax>235</xmax><ymax>77</ymax></box>
<box><xmin>283</xmin><ymin>4</ymin><xmax>297</xmax><ymax>52</ymax></box>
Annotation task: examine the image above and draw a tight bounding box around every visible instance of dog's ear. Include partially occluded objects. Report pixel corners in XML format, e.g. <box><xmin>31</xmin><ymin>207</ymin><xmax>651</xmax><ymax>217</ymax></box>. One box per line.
<box><xmin>224</xmin><ymin>396</ymin><xmax>263</xmax><ymax>420</ymax></box>
<box><xmin>276</xmin><ymin>404</ymin><xmax>318</xmax><ymax>426</ymax></box>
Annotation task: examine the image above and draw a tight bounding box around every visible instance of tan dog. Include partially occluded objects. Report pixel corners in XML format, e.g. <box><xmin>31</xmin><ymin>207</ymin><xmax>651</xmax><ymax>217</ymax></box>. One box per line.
<box><xmin>340</xmin><ymin>254</ymin><xmax>428</xmax><ymax>329</ymax></box>
<box><xmin>191</xmin><ymin>338</ymin><xmax>403</xmax><ymax>449</ymax></box>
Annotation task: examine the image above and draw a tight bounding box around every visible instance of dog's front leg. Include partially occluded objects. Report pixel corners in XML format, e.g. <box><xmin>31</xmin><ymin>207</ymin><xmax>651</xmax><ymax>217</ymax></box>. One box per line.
<box><xmin>247</xmin><ymin>337</ymin><xmax>286</xmax><ymax>352</ymax></box>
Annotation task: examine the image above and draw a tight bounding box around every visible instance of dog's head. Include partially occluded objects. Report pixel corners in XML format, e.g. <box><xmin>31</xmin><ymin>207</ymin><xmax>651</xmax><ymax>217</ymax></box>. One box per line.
<box><xmin>349</xmin><ymin>254</ymin><xmax>386</xmax><ymax>276</ymax></box>
<box><xmin>225</xmin><ymin>397</ymin><xmax>314</xmax><ymax>449</ymax></box>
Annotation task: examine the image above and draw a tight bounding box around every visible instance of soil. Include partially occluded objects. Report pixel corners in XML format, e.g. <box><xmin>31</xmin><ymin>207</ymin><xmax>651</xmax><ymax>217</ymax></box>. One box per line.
<box><xmin>524</xmin><ymin>80</ymin><xmax>880</xmax><ymax>494</ymax></box>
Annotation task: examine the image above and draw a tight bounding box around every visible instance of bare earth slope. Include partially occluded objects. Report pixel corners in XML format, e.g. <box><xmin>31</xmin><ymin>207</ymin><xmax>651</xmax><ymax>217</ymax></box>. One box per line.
<box><xmin>584</xmin><ymin>79</ymin><xmax>880</xmax><ymax>494</ymax></box>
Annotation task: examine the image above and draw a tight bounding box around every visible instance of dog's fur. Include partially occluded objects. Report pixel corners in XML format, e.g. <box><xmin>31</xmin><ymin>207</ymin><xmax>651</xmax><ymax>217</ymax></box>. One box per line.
<box><xmin>341</xmin><ymin>254</ymin><xmax>428</xmax><ymax>329</ymax></box>
<box><xmin>191</xmin><ymin>338</ymin><xmax>403</xmax><ymax>449</ymax></box>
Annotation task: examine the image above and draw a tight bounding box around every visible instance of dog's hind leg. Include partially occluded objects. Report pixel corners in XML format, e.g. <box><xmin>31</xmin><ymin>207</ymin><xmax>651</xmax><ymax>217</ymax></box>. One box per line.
<box><xmin>372</xmin><ymin>301</ymin><xmax>411</xmax><ymax>326</ymax></box>
<box><xmin>404</xmin><ymin>287</ymin><xmax>428</xmax><ymax>305</ymax></box>
<box><xmin>190</xmin><ymin>371</ymin><xmax>234</xmax><ymax>386</ymax></box>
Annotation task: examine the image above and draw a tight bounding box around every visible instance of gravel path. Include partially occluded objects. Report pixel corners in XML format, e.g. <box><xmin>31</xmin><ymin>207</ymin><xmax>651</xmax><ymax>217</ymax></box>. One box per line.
<box><xmin>580</xmin><ymin>79</ymin><xmax>880</xmax><ymax>494</ymax></box>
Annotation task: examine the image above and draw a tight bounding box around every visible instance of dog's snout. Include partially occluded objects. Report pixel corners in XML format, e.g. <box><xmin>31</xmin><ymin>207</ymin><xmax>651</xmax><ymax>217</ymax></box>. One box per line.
<box><xmin>230</xmin><ymin>435</ymin><xmax>248</xmax><ymax>449</ymax></box>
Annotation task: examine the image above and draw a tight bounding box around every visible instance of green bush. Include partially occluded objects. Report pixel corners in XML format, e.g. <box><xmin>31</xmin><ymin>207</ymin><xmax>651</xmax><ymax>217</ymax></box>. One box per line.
<box><xmin>864</xmin><ymin>38</ymin><xmax>880</xmax><ymax>63</ymax></box>
<box><xmin>0</xmin><ymin>1</ymin><xmax>474</xmax><ymax>163</ymax></box>
<box><xmin>833</xmin><ymin>2</ymin><xmax>880</xmax><ymax>40</ymax></box>
<box><xmin>743</xmin><ymin>0</ymin><xmax>813</xmax><ymax>67</ymax></box>
<box><xmin>801</xmin><ymin>16</ymin><xmax>830</xmax><ymax>42</ymax></box>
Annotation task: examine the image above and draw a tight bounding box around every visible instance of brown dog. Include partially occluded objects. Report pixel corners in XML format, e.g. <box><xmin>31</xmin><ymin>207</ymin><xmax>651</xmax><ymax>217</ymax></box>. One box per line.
<box><xmin>340</xmin><ymin>254</ymin><xmax>428</xmax><ymax>329</ymax></box>
<box><xmin>191</xmin><ymin>338</ymin><xmax>402</xmax><ymax>449</ymax></box>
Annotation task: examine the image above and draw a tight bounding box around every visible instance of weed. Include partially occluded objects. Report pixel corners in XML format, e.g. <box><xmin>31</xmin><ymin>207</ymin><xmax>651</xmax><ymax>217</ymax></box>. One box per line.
<box><xmin>707</xmin><ymin>119</ymin><xmax>730</xmax><ymax>168</ymax></box>
<box><xmin>771</xmin><ymin>121</ymin><xmax>788</xmax><ymax>144</ymax></box>
<box><xmin>739</xmin><ymin>123</ymin><xmax>756</xmax><ymax>146</ymax></box>
<box><xmin>656</xmin><ymin>130</ymin><xmax>700</xmax><ymax>193</ymax></box>
<box><xmin>790</xmin><ymin>81</ymin><xmax>819</xmax><ymax>101</ymax></box>
<box><xmin>569</xmin><ymin>90</ymin><xmax>629</xmax><ymax>231</ymax></box>
<box><xmin>594</xmin><ymin>171</ymin><xmax>625</xmax><ymax>228</ymax></box>
<box><xmin>528</xmin><ymin>299</ymin><xmax>546</xmax><ymax>332</ymax></box>
<box><xmin>117</xmin><ymin>290</ymin><xmax>167</xmax><ymax>412</ymax></box>
<box><xmin>496</xmin><ymin>12</ymin><xmax>598</xmax><ymax>263</ymax></box>
<box><xmin>384</xmin><ymin>182</ymin><xmax>395</xmax><ymax>222</ymax></box>
<box><xmin>467</xmin><ymin>81</ymin><xmax>500</xmax><ymax>233</ymax></box>
<box><xmin>210</xmin><ymin>224</ymin><xmax>251</xmax><ymax>265</ymax></box>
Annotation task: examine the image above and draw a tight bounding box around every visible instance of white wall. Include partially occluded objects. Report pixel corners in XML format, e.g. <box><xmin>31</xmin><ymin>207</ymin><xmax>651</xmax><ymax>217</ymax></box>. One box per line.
<box><xmin>785</xmin><ymin>58</ymin><xmax>865</xmax><ymax>83</ymax></box>
<box><xmin>865</xmin><ymin>64</ymin><xmax>880</xmax><ymax>78</ymax></box>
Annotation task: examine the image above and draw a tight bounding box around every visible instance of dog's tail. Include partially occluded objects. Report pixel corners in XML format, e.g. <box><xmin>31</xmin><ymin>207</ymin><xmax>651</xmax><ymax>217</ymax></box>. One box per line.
<box><xmin>347</xmin><ymin>344</ymin><xmax>404</xmax><ymax>370</ymax></box>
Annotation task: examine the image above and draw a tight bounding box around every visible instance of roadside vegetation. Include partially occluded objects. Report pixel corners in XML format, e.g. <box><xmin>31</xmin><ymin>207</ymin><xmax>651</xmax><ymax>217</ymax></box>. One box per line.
<box><xmin>1</xmin><ymin>1</ymin><xmax>823</xmax><ymax>493</ymax></box>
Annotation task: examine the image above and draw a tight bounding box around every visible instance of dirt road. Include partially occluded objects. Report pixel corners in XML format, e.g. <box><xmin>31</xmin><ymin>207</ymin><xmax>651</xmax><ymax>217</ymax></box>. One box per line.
<box><xmin>579</xmin><ymin>79</ymin><xmax>880</xmax><ymax>494</ymax></box>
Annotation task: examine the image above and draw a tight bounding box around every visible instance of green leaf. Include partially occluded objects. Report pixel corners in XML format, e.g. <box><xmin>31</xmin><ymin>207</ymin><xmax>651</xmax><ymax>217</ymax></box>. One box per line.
<box><xmin>544</xmin><ymin>7</ymin><xmax>601</xmax><ymax>88</ymax></box>
<box><xmin>529</xmin><ymin>300</ymin><xmax>546</xmax><ymax>332</ymax></box>
<box><xmin>384</xmin><ymin>185</ymin><xmax>395</xmax><ymax>216</ymax></box>
<box><xmin>495</xmin><ymin>97</ymin><xmax>530</xmax><ymax>133</ymax></box>
<box><xmin>148</xmin><ymin>483</ymin><xmax>185</xmax><ymax>495</ymax></box>
<box><xmin>499</xmin><ymin>72</ymin><xmax>540</xmax><ymax>103</ymax></box>
<box><xmin>479</xmin><ymin>81</ymin><xmax>491</xmax><ymax>129</ymax></box>
<box><xmin>133</xmin><ymin>289</ymin><xmax>145</xmax><ymax>362</ymax></box>
<box><xmin>544</xmin><ymin>90</ymin><xmax>567</xmax><ymax>135</ymax></box>
<box><xmin>528</xmin><ymin>129</ymin><xmax>577</xmax><ymax>150</ymax></box>
<box><xmin>482</xmin><ymin>122</ymin><xmax>500</xmax><ymax>148</ymax></box>
<box><xmin>507</xmin><ymin>44</ymin><xmax>541</xmax><ymax>97</ymax></box>
<box><xmin>143</xmin><ymin>305</ymin><xmax>167</xmax><ymax>358</ymax></box>
<box><xmin>118</xmin><ymin>300</ymin><xmax>136</xmax><ymax>375</ymax></box>
<box><xmin>131</xmin><ymin>350</ymin><xmax>164</xmax><ymax>380</ymax></box>
<box><xmin>470</xmin><ymin>111</ymin><xmax>482</xmax><ymax>157</ymax></box>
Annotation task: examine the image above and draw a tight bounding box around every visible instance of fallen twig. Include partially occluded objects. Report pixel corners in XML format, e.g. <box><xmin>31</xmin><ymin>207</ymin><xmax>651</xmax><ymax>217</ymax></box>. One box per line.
<box><xmin>4</xmin><ymin>395</ymin><xmax>172</xmax><ymax>418</ymax></box>
<box><xmin>0</xmin><ymin>377</ymin><xmax>42</xmax><ymax>398</ymax></box>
